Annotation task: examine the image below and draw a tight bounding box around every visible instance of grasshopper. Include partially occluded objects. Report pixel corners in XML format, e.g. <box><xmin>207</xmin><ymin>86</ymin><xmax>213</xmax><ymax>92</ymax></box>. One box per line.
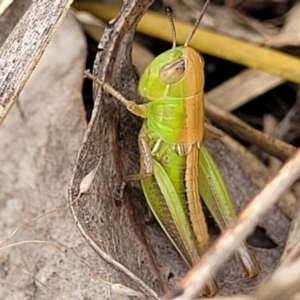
<box><xmin>84</xmin><ymin>0</ymin><xmax>260</xmax><ymax>296</ymax></box>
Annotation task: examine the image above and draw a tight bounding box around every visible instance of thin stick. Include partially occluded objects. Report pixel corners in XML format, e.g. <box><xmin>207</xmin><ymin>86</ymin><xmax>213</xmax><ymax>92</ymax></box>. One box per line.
<box><xmin>1</xmin><ymin>240</ymin><xmax>147</xmax><ymax>298</ymax></box>
<box><xmin>205</xmin><ymin>101</ymin><xmax>296</xmax><ymax>161</ymax></box>
<box><xmin>0</xmin><ymin>255</ymin><xmax>66</xmax><ymax>300</ymax></box>
<box><xmin>164</xmin><ymin>147</ymin><xmax>300</xmax><ymax>300</ymax></box>
<box><xmin>0</xmin><ymin>156</ymin><xmax>103</xmax><ymax>247</ymax></box>
<box><xmin>0</xmin><ymin>240</ymin><xmax>111</xmax><ymax>286</ymax></box>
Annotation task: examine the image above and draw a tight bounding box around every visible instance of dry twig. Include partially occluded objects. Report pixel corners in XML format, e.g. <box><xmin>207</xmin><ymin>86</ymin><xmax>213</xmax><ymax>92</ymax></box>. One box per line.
<box><xmin>205</xmin><ymin>101</ymin><xmax>296</xmax><ymax>161</ymax></box>
<box><xmin>0</xmin><ymin>0</ymin><xmax>74</xmax><ymax>126</ymax></box>
<box><xmin>165</xmin><ymin>148</ymin><xmax>300</xmax><ymax>300</ymax></box>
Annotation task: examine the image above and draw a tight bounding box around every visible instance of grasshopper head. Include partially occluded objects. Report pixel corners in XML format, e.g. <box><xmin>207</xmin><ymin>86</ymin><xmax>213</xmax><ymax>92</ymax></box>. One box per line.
<box><xmin>138</xmin><ymin>46</ymin><xmax>204</xmax><ymax>101</ymax></box>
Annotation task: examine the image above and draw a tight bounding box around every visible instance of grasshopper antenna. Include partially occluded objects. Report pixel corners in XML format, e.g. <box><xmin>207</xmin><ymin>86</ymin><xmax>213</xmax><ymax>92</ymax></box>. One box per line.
<box><xmin>165</xmin><ymin>7</ymin><xmax>177</xmax><ymax>55</ymax></box>
<box><xmin>184</xmin><ymin>0</ymin><xmax>210</xmax><ymax>46</ymax></box>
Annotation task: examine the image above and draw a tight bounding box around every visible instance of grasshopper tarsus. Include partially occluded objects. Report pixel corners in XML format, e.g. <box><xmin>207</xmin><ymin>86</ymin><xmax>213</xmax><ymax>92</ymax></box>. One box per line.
<box><xmin>236</xmin><ymin>242</ymin><xmax>261</xmax><ymax>278</ymax></box>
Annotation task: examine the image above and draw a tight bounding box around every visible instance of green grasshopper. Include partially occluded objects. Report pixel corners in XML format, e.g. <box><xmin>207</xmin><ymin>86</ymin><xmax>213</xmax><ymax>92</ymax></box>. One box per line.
<box><xmin>85</xmin><ymin>0</ymin><xmax>260</xmax><ymax>296</ymax></box>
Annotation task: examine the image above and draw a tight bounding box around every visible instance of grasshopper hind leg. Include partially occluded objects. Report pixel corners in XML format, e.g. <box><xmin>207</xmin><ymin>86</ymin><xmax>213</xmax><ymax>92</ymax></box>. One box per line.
<box><xmin>199</xmin><ymin>146</ymin><xmax>261</xmax><ymax>279</ymax></box>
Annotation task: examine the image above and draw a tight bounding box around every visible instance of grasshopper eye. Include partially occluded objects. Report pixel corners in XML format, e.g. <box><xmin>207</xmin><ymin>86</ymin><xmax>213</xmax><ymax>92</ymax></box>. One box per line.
<box><xmin>159</xmin><ymin>58</ymin><xmax>186</xmax><ymax>84</ymax></box>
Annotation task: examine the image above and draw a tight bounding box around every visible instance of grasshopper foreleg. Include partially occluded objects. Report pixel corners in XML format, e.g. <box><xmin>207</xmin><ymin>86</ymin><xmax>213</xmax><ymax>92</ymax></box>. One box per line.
<box><xmin>83</xmin><ymin>70</ymin><xmax>148</xmax><ymax>118</ymax></box>
<box><xmin>118</xmin><ymin>132</ymin><xmax>154</xmax><ymax>200</ymax></box>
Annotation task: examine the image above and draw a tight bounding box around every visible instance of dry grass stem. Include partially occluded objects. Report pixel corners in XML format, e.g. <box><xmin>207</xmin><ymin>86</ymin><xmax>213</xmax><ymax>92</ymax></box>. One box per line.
<box><xmin>0</xmin><ymin>255</ymin><xmax>66</xmax><ymax>300</ymax></box>
<box><xmin>205</xmin><ymin>101</ymin><xmax>296</xmax><ymax>161</ymax></box>
<box><xmin>166</xmin><ymin>148</ymin><xmax>300</xmax><ymax>300</ymax></box>
<box><xmin>206</xmin><ymin>69</ymin><xmax>284</xmax><ymax>112</ymax></box>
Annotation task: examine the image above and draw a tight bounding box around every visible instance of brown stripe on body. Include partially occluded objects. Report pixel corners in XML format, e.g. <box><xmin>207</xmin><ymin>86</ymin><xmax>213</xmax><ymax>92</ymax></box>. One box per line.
<box><xmin>177</xmin><ymin>47</ymin><xmax>205</xmax><ymax>144</ymax></box>
<box><xmin>178</xmin><ymin>93</ymin><xmax>204</xmax><ymax>144</ymax></box>
<box><xmin>185</xmin><ymin>144</ymin><xmax>209</xmax><ymax>259</ymax></box>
